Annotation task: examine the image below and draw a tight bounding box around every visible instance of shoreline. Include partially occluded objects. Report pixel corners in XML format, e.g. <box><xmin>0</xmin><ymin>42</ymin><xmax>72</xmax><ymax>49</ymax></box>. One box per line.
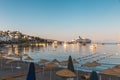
<box><xmin>0</xmin><ymin>59</ymin><xmax>120</xmax><ymax>80</ymax></box>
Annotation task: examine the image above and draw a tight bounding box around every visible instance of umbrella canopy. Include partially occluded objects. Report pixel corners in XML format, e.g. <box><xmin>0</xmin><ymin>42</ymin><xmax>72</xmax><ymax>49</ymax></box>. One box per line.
<box><xmin>89</xmin><ymin>71</ymin><xmax>98</xmax><ymax>80</ymax></box>
<box><xmin>72</xmin><ymin>59</ymin><xmax>79</xmax><ymax>63</ymax></box>
<box><xmin>0</xmin><ymin>56</ymin><xmax>5</xmax><ymax>60</ymax></box>
<box><xmin>7</xmin><ymin>54</ymin><xmax>14</xmax><ymax>57</ymax></box>
<box><xmin>6</xmin><ymin>59</ymin><xmax>17</xmax><ymax>64</ymax></box>
<box><xmin>26</xmin><ymin>62</ymin><xmax>36</xmax><ymax>80</ymax></box>
<box><xmin>101</xmin><ymin>68</ymin><xmax>119</xmax><ymax>75</ymax></box>
<box><xmin>59</xmin><ymin>59</ymin><xmax>78</xmax><ymax>66</ymax></box>
<box><xmin>67</xmin><ymin>55</ymin><xmax>75</xmax><ymax>72</ymax></box>
<box><xmin>56</xmin><ymin>69</ymin><xmax>76</xmax><ymax>78</ymax></box>
<box><xmin>23</xmin><ymin>53</ymin><xmax>28</xmax><ymax>56</ymax></box>
<box><xmin>59</xmin><ymin>61</ymin><xmax>68</xmax><ymax>66</ymax></box>
<box><xmin>114</xmin><ymin>65</ymin><xmax>120</xmax><ymax>68</ymax></box>
<box><xmin>0</xmin><ymin>51</ymin><xmax>5</xmax><ymax>55</ymax></box>
<box><xmin>14</xmin><ymin>54</ymin><xmax>21</xmax><ymax>58</ymax></box>
<box><xmin>38</xmin><ymin>59</ymin><xmax>49</xmax><ymax>64</ymax></box>
<box><xmin>82</xmin><ymin>61</ymin><xmax>100</xmax><ymax>67</ymax></box>
<box><xmin>25</xmin><ymin>56</ymin><xmax>33</xmax><ymax>60</ymax></box>
<box><xmin>51</xmin><ymin>59</ymin><xmax>59</xmax><ymax>63</ymax></box>
<box><xmin>45</xmin><ymin>62</ymin><xmax>57</xmax><ymax>68</ymax></box>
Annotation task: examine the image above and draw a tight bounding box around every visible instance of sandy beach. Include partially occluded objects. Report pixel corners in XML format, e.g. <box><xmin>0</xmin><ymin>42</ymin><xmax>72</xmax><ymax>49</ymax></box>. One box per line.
<box><xmin>0</xmin><ymin>58</ymin><xmax>120</xmax><ymax>80</ymax></box>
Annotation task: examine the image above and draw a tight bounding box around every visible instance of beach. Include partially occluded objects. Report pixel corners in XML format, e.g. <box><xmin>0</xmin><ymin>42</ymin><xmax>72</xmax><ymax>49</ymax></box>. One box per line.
<box><xmin>0</xmin><ymin>44</ymin><xmax>120</xmax><ymax>80</ymax></box>
<box><xmin>0</xmin><ymin>58</ymin><xmax>120</xmax><ymax>80</ymax></box>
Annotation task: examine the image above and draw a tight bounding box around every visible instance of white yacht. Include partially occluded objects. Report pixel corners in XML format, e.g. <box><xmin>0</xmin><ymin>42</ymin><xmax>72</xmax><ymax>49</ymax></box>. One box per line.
<box><xmin>76</xmin><ymin>36</ymin><xmax>91</xmax><ymax>43</ymax></box>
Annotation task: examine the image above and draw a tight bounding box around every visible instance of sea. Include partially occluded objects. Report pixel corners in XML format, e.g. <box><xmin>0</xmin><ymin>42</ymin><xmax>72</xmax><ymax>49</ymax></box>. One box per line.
<box><xmin>1</xmin><ymin>43</ymin><xmax>120</xmax><ymax>72</ymax></box>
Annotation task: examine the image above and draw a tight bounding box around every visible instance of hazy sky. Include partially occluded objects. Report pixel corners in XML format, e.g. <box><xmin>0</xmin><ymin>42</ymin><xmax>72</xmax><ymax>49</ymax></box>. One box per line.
<box><xmin>0</xmin><ymin>0</ymin><xmax>120</xmax><ymax>42</ymax></box>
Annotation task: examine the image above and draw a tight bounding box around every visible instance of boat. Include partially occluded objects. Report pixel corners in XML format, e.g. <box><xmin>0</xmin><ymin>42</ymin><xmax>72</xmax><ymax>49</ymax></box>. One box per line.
<box><xmin>75</xmin><ymin>36</ymin><xmax>91</xmax><ymax>43</ymax></box>
<box><xmin>90</xmin><ymin>43</ymin><xmax>98</xmax><ymax>49</ymax></box>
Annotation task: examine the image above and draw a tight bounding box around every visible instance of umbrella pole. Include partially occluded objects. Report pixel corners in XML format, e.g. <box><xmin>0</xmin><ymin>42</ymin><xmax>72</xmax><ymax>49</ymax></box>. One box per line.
<box><xmin>1</xmin><ymin>59</ymin><xmax>2</xmax><ymax>70</ymax></box>
<box><xmin>28</xmin><ymin>63</ymin><xmax>29</xmax><ymax>70</ymax></box>
<box><xmin>99</xmin><ymin>75</ymin><xmax>101</xmax><ymax>80</ymax></box>
<box><xmin>11</xmin><ymin>63</ymin><xmax>13</xmax><ymax>72</ymax></box>
<box><xmin>43</xmin><ymin>66</ymin><xmax>44</xmax><ymax>75</ymax></box>
<box><xmin>17</xmin><ymin>62</ymin><xmax>19</xmax><ymax>67</ymax></box>
<box><xmin>43</xmin><ymin>64</ymin><xmax>44</xmax><ymax>75</ymax></box>
<box><xmin>77</xmin><ymin>66</ymin><xmax>78</xmax><ymax>80</ymax></box>
<box><xmin>50</xmin><ymin>69</ymin><xmax>51</xmax><ymax>80</ymax></box>
<box><xmin>109</xmin><ymin>77</ymin><xmax>111</xmax><ymax>80</ymax></box>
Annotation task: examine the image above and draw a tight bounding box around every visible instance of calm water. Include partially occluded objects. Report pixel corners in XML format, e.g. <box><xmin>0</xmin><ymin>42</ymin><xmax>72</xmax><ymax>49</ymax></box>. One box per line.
<box><xmin>2</xmin><ymin>43</ymin><xmax>120</xmax><ymax>72</ymax></box>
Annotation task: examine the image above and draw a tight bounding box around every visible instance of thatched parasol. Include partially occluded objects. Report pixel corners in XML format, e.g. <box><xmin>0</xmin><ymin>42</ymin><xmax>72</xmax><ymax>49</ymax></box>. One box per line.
<box><xmin>14</xmin><ymin>54</ymin><xmax>21</xmax><ymax>58</ymax></box>
<box><xmin>56</xmin><ymin>69</ymin><xmax>76</xmax><ymax>78</ymax></box>
<box><xmin>101</xmin><ymin>69</ymin><xmax>118</xmax><ymax>75</ymax></box>
<box><xmin>0</xmin><ymin>55</ymin><xmax>5</xmax><ymax>70</ymax></box>
<box><xmin>0</xmin><ymin>56</ymin><xmax>4</xmax><ymax>60</ymax></box>
<box><xmin>114</xmin><ymin>65</ymin><xmax>120</xmax><ymax>68</ymax></box>
<box><xmin>38</xmin><ymin>59</ymin><xmax>49</xmax><ymax>64</ymax></box>
<box><xmin>6</xmin><ymin>59</ymin><xmax>17</xmax><ymax>64</ymax></box>
<box><xmin>51</xmin><ymin>59</ymin><xmax>59</xmax><ymax>63</ymax></box>
<box><xmin>82</xmin><ymin>61</ymin><xmax>100</xmax><ymax>67</ymax></box>
<box><xmin>23</xmin><ymin>53</ymin><xmax>28</xmax><ymax>56</ymax></box>
<box><xmin>45</xmin><ymin>62</ymin><xmax>58</xmax><ymax>80</ymax></box>
<box><xmin>7</xmin><ymin>54</ymin><xmax>14</xmax><ymax>57</ymax></box>
<box><xmin>0</xmin><ymin>51</ymin><xmax>5</xmax><ymax>56</ymax></box>
<box><xmin>5</xmin><ymin>59</ymin><xmax>21</xmax><ymax>72</ymax></box>
<box><xmin>111</xmin><ymin>68</ymin><xmax>120</xmax><ymax>74</ymax></box>
<box><xmin>24</xmin><ymin>56</ymin><xmax>33</xmax><ymax>60</ymax></box>
<box><xmin>72</xmin><ymin>59</ymin><xmax>79</xmax><ymax>63</ymax></box>
<box><xmin>59</xmin><ymin>59</ymin><xmax>78</xmax><ymax>66</ymax></box>
<box><xmin>24</xmin><ymin>56</ymin><xmax>34</xmax><ymax>70</ymax></box>
<box><xmin>59</xmin><ymin>61</ymin><xmax>68</xmax><ymax>66</ymax></box>
<box><xmin>45</xmin><ymin>62</ymin><xmax>57</xmax><ymax>68</ymax></box>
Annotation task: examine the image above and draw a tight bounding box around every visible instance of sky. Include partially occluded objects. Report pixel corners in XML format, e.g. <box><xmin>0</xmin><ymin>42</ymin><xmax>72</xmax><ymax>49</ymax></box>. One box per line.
<box><xmin>0</xmin><ymin>0</ymin><xmax>120</xmax><ymax>42</ymax></box>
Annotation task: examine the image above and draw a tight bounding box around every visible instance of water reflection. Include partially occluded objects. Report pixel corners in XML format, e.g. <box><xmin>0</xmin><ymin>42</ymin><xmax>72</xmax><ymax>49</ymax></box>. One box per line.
<box><xmin>82</xmin><ymin>45</ymin><xmax>87</xmax><ymax>55</ymax></box>
<box><xmin>7</xmin><ymin>47</ymin><xmax>13</xmax><ymax>55</ymax></box>
<box><xmin>3</xmin><ymin>44</ymin><xmax>119</xmax><ymax>61</ymax></box>
<box><xmin>5</xmin><ymin>44</ymin><xmax>90</xmax><ymax>57</ymax></box>
<box><xmin>14</xmin><ymin>46</ymin><xmax>18</xmax><ymax>55</ymax></box>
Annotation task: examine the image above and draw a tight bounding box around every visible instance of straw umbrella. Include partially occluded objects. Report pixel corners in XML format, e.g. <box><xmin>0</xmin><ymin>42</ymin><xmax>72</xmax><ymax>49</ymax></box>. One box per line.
<box><xmin>23</xmin><ymin>53</ymin><xmax>28</xmax><ymax>56</ymax></box>
<box><xmin>6</xmin><ymin>59</ymin><xmax>18</xmax><ymax>72</ymax></box>
<box><xmin>51</xmin><ymin>59</ymin><xmax>59</xmax><ymax>63</ymax></box>
<box><xmin>14</xmin><ymin>54</ymin><xmax>22</xmax><ymax>69</ymax></box>
<box><xmin>26</xmin><ymin>62</ymin><xmax>36</xmax><ymax>80</ymax></box>
<box><xmin>0</xmin><ymin>51</ymin><xmax>5</xmax><ymax>56</ymax></box>
<box><xmin>24</xmin><ymin>56</ymin><xmax>33</xmax><ymax>60</ymax></box>
<box><xmin>0</xmin><ymin>55</ymin><xmax>5</xmax><ymax>70</ymax></box>
<box><xmin>56</xmin><ymin>69</ymin><xmax>76</xmax><ymax>80</ymax></box>
<box><xmin>72</xmin><ymin>59</ymin><xmax>79</xmax><ymax>64</ymax></box>
<box><xmin>59</xmin><ymin>59</ymin><xmax>78</xmax><ymax>67</ymax></box>
<box><xmin>24</xmin><ymin>56</ymin><xmax>34</xmax><ymax>69</ymax></box>
<box><xmin>38</xmin><ymin>59</ymin><xmax>49</xmax><ymax>75</ymax></box>
<box><xmin>38</xmin><ymin>59</ymin><xmax>49</xmax><ymax>64</ymax></box>
<box><xmin>101</xmin><ymin>68</ymin><xmax>118</xmax><ymax>75</ymax></box>
<box><xmin>82</xmin><ymin>61</ymin><xmax>100</xmax><ymax>67</ymax></box>
<box><xmin>45</xmin><ymin>62</ymin><xmax>57</xmax><ymax>68</ymax></box>
<box><xmin>45</xmin><ymin>62</ymin><xmax>57</xmax><ymax>80</ymax></box>
<box><xmin>59</xmin><ymin>61</ymin><xmax>68</xmax><ymax>66</ymax></box>
<box><xmin>6</xmin><ymin>59</ymin><xmax>17</xmax><ymax>64</ymax></box>
<box><xmin>7</xmin><ymin>53</ymin><xmax>14</xmax><ymax>57</ymax></box>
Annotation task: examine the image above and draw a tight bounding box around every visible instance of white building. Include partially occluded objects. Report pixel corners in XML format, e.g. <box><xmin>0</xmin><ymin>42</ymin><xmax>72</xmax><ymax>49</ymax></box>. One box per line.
<box><xmin>0</xmin><ymin>36</ymin><xmax>12</xmax><ymax>41</ymax></box>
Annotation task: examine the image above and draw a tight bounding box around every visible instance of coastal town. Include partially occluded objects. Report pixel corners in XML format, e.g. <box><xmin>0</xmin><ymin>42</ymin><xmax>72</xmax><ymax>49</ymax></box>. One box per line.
<box><xmin>0</xmin><ymin>30</ymin><xmax>63</xmax><ymax>46</ymax></box>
